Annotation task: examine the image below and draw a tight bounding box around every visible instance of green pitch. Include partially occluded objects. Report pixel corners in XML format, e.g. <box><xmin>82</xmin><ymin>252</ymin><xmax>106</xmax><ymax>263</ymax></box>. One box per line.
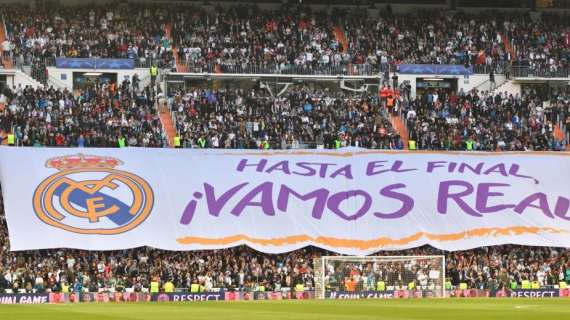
<box><xmin>1</xmin><ymin>299</ymin><xmax>569</xmax><ymax>320</ymax></box>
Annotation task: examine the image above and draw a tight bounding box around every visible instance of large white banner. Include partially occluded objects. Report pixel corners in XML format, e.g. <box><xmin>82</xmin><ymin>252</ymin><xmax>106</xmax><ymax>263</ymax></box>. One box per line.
<box><xmin>0</xmin><ymin>147</ymin><xmax>569</xmax><ymax>254</ymax></box>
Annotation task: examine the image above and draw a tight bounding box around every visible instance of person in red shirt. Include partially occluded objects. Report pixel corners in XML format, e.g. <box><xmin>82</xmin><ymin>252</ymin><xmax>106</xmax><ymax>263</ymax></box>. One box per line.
<box><xmin>55</xmin><ymin>133</ymin><xmax>65</xmax><ymax>146</ymax></box>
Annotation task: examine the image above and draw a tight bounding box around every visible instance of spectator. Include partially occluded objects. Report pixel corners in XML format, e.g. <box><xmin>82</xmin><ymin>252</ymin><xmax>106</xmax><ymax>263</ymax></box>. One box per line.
<box><xmin>0</xmin><ymin>82</ymin><xmax>166</xmax><ymax>148</ymax></box>
<box><xmin>403</xmin><ymin>88</ymin><xmax>567</xmax><ymax>151</ymax></box>
<box><xmin>170</xmin><ymin>86</ymin><xmax>401</xmax><ymax>150</ymax></box>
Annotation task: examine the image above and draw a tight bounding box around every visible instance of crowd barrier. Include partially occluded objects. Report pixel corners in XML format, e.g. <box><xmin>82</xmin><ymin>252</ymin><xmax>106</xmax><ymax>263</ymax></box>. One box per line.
<box><xmin>1</xmin><ymin>289</ymin><xmax>569</xmax><ymax>304</ymax></box>
<box><xmin>3</xmin><ymin>56</ymin><xmax>170</xmax><ymax>70</ymax></box>
<box><xmin>176</xmin><ymin>62</ymin><xmax>509</xmax><ymax>76</ymax></box>
<box><xmin>0</xmin><ymin>291</ymin><xmax>315</xmax><ymax>304</ymax></box>
<box><xmin>6</xmin><ymin>56</ymin><xmax>569</xmax><ymax>79</ymax></box>
<box><xmin>512</xmin><ymin>66</ymin><xmax>570</xmax><ymax>78</ymax></box>
<box><xmin>329</xmin><ymin>289</ymin><xmax>570</xmax><ymax>299</ymax></box>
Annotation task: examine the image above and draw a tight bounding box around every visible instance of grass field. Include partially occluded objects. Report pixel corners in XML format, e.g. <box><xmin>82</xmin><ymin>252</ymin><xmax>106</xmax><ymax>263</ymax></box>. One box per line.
<box><xmin>1</xmin><ymin>299</ymin><xmax>570</xmax><ymax>320</ymax></box>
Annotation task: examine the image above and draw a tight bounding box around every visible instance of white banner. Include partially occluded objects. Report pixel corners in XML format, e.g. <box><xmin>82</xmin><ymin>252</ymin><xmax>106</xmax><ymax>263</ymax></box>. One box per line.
<box><xmin>0</xmin><ymin>147</ymin><xmax>569</xmax><ymax>254</ymax></box>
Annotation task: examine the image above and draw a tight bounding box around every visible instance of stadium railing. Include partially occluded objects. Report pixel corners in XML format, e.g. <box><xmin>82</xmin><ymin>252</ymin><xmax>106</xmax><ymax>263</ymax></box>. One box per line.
<box><xmin>472</xmin><ymin>61</ymin><xmax>507</xmax><ymax>75</ymax></box>
<box><xmin>7</xmin><ymin>56</ymin><xmax>55</xmax><ymax>69</ymax></box>
<box><xmin>9</xmin><ymin>55</ymin><xmax>570</xmax><ymax>81</ymax></box>
<box><xmin>176</xmin><ymin>61</ymin><xmax>510</xmax><ymax>76</ymax></box>
<box><xmin>2</xmin><ymin>54</ymin><xmax>516</xmax><ymax>78</ymax></box>
<box><xmin>3</xmin><ymin>56</ymin><xmax>171</xmax><ymax>70</ymax></box>
<box><xmin>512</xmin><ymin>66</ymin><xmax>570</xmax><ymax>78</ymax></box>
<box><xmin>175</xmin><ymin>62</ymin><xmax>390</xmax><ymax>76</ymax></box>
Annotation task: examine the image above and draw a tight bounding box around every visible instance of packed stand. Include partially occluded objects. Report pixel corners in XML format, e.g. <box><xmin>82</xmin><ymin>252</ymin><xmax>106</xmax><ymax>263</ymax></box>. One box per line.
<box><xmin>173</xmin><ymin>7</ymin><xmax>569</xmax><ymax>74</ymax></box>
<box><xmin>172</xmin><ymin>5</ymin><xmax>343</xmax><ymax>73</ymax></box>
<box><xmin>403</xmin><ymin>88</ymin><xmax>568</xmax><ymax>151</ymax></box>
<box><xmin>0</xmin><ymin>3</ymin><xmax>568</xmax><ymax>76</ymax></box>
<box><xmin>172</xmin><ymin>6</ymin><xmax>513</xmax><ymax>73</ymax></box>
<box><xmin>509</xmin><ymin>12</ymin><xmax>570</xmax><ymax>77</ymax></box>
<box><xmin>169</xmin><ymin>87</ymin><xmax>403</xmax><ymax>150</ymax></box>
<box><xmin>0</xmin><ymin>78</ymin><xmax>166</xmax><ymax>148</ymax></box>
<box><xmin>1</xmin><ymin>3</ymin><xmax>175</xmax><ymax>68</ymax></box>
<box><xmin>341</xmin><ymin>10</ymin><xmax>512</xmax><ymax>69</ymax></box>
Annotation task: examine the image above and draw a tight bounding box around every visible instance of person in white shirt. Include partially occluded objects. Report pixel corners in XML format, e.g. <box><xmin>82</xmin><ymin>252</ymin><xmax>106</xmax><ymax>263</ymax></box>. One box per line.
<box><xmin>2</xmin><ymin>40</ymin><xmax>11</xmax><ymax>58</ymax></box>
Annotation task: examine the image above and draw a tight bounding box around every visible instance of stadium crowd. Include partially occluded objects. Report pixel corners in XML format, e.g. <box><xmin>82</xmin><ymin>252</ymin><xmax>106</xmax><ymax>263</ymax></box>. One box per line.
<box><xmin>1</xmin><ymin>3</ymin><xmax>175</xmax><ymax>68</ymax></box>
<box><xmin>403</xmin><ymin>88</ymin><xmax>569</xmax><ymax>151</ymax></box>
<box><xmin>0</xmin><ymin>3</ymin><xmax>567</xmax><ymax>74</ymax></box>
<box><xmin>169</xmin><ymin>87</ymin><xmax>402</xmax><ymax>150</ymax></box>
<box><xmin>326</xmin><ymin>246</ymin><xmax>570</xmax><ymax>293</ymax></box>
<box><xmin>0</xmin><ymin>0</ymin><xmax>570</xmax><ymax>298</ymax></box>
<box><xmin>168</xmin><ymin>7</ymin><xmax>569</xmax><ymax>73</ymax></box>
<box><xmin>341</xmin><ymin>11</ymin><xmax>509</xmax><ymax>67</ymax></box>
<box><xmin>1</xmin><ymin>81</ymin><xmax>569</xmax><ymax>292</ymax></box>
<box><xmin>509</xmin><ymin>12</ymin><xmax>570</xmax><ymax>76</ymax></box>
<box><xmin>169</xmin><ymin>7</ymin><xmax>518</xmax><ymax>72</ymax></box>
<box><xmin>164</xmin><ymin>83</ymin><xmax>570</xmax><ymax>152</ymax></box>
<box><xmin>1</xmin><ymin>81</ymin><xmax>568</xmax><ymax>151</ymax></box>
<box><xmin>172</xmin><ymin>5</ymin><xmax>343</xmax><ymax>73</ymax></box>
<box><xmin>0</xmin><ymin>78</ymin><xmax>166</xmax><ymax>148</ymax></box>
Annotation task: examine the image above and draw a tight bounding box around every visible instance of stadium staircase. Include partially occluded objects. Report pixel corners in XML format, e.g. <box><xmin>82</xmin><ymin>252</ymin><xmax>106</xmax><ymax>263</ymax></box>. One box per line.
<box><xmin>1</xmin><ymin>19</ymin><xmax>47</xmax><ymax>87</ymax></box>
<box><xmin>332</xmin><ymin>25</ymin><xmax>412</xmax><ymax>149</ymax></box>
<box><xmin>334</xmin><ymin>26</ymin><xmax>348</xmax><ymax>53</ymax></box>
<box><xmin>390</xmin><ymin>115</ymin><xmax>409</xmax><ymax>150</ymax></box>
<box><xmin>157</xmin><ymin>23</ymin><xmax>179</xmax><ymax>146</ymax></box>
<box><xmin>0</xmin><ymin>20</ymin><xmax>13</xmax><ymax>69</ymax></box>
<box><xmin>159</xmin><ymin>23</ymin><xmax>182</xmax><ymax>146</ymax></box>
<box><xmin>213</xmin><ymin>64</ymin><xmax>223</xmax><ymax>89</ymax></box>
<box><xmin>498</xmin><ymin>32</ymin><xmax>515</xmax><ymax>58</ymax></box>
<box><xmin>475</xmin><ymin>74</ymin><xmax>506</xmax><ymax>93</ymax></box>
<box><xmin>553</xmin><ymin>125</ymin><xmax>567</xmax><ymax>149</ymax></box>
<box><xmin>19</xmin><ymin>68</ymin><xmax>46</xmax><ymax>88</ymax></box>
<box><xmin>334</xmin><ymin>25</ymin><xmax>352</xmax><ymax>74</ymax></box>
<box><xmin>174</xmin><ymin>49</ymin><xmax>188</xmax><ymax>72</ymax></box>
<box><xmin>493</xmin><ymin>79</ymin><xmax>520</xmax><ymax>96</ymax></box>
<box><xmin>159</xmin><ymin>98</ymin><xmax>177</xmax><ymax>147</ymax></box>
<box><xmin>165</xmin><ymin>23</ymin><xmax>188</xmax><ymax>73</ymax></box>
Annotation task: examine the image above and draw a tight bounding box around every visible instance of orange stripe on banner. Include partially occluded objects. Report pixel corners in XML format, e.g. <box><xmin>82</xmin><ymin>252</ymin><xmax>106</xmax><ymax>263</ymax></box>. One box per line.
<box><xmin>176</xmin><ymin>226</ymin><xmax>568</xmax><ymax>249</ymax></box>
<box><xmin>215</xmin><ymin>150</ymin><xmax>570</xmax><ymax>157</ymax></box>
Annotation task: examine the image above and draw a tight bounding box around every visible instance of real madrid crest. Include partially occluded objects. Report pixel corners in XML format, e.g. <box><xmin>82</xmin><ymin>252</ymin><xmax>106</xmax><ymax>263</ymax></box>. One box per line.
<box><xmin>32</xmin><ymin>154</ymin><xmax>154</xmax><ymax>234</ymax></box>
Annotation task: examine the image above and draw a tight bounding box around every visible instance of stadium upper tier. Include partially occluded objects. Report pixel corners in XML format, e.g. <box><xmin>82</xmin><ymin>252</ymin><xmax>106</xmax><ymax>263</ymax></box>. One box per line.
<box><xmin>1</xmin><ymin>3</ymin><xmax>174</xmax><ymax>69</ymax></box>
<box><xmin>0</xmin><ymin>3</ymin><xmax>568</xmax><ymax>74</ymax></box>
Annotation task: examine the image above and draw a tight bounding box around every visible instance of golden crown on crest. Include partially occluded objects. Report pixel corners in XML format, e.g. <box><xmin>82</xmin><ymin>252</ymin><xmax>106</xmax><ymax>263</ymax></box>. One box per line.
<box><xmin>46</xmin><ymin>154</ymin><xmax>123</xmax><ymax>170</ymax></box>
